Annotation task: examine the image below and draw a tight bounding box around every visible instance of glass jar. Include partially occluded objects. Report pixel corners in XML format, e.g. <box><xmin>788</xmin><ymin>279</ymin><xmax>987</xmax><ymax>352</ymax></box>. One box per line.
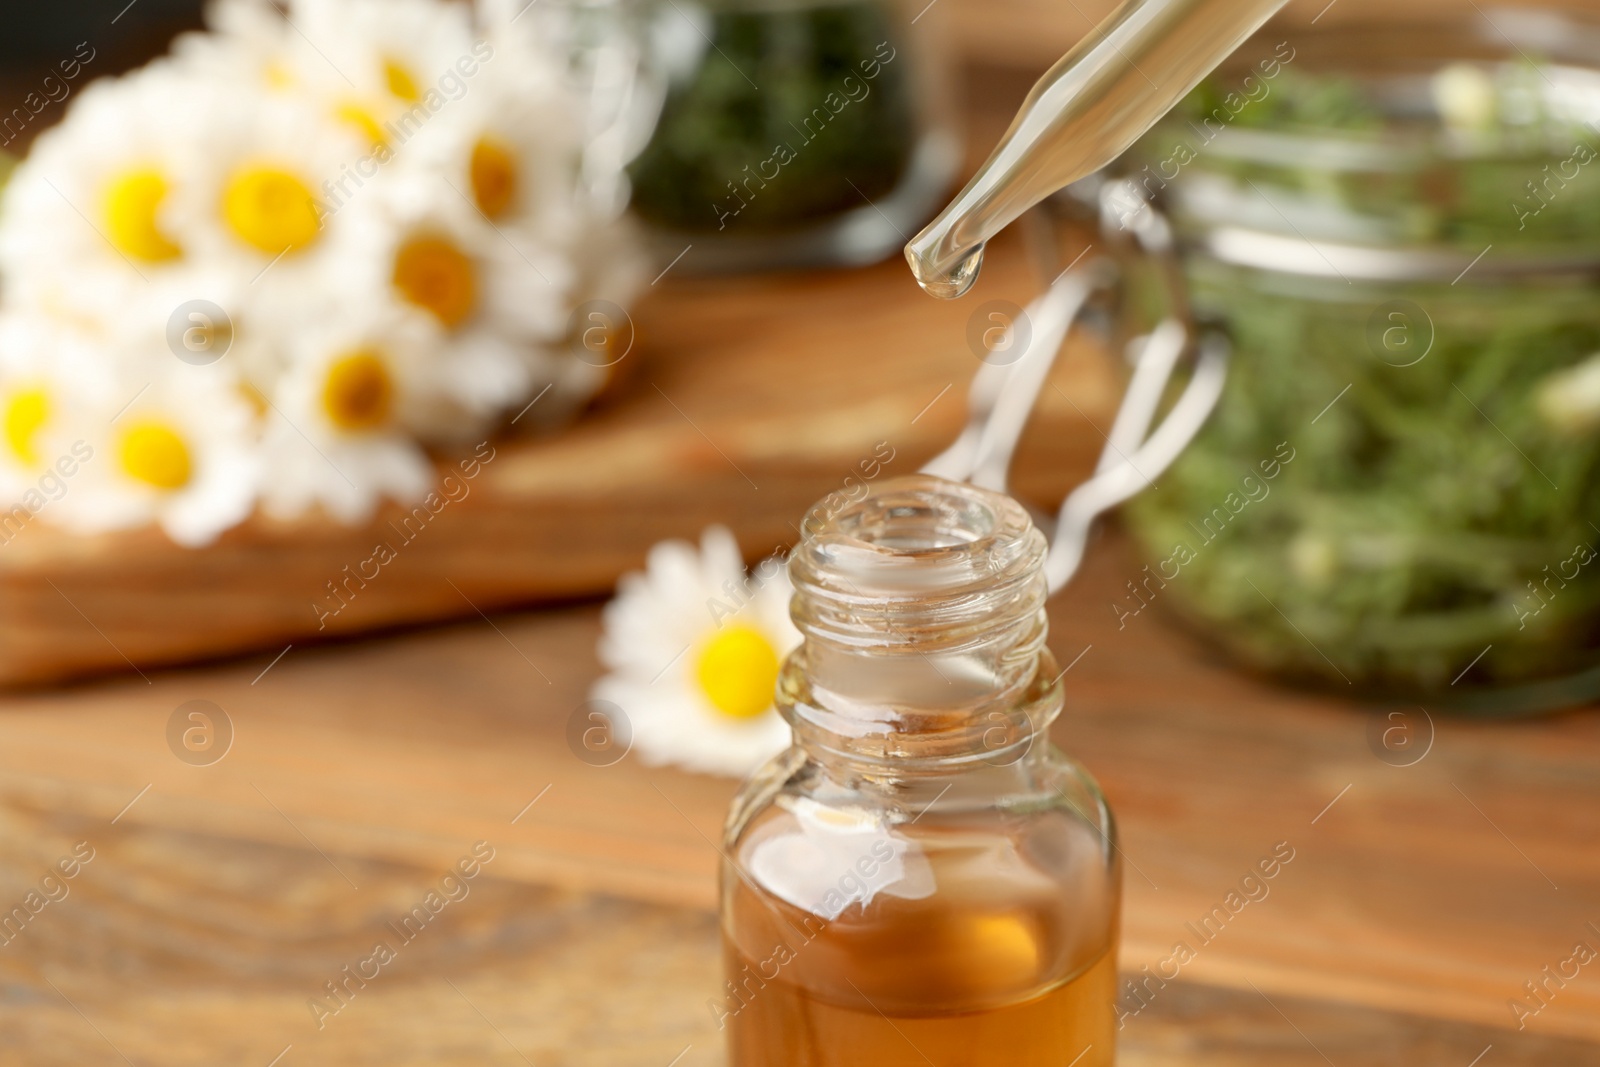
<box><xmin>1099</xmin><ymin>13</ymin><xmax>1600</xmax><ymax>713</ymax></box>
<box><xmin>627</xmin><ymin>0</ymin><xmax>960</xmax><ymax>271</ymax></box>
<box><xmin>717</xmin><ymin>475</ymin><xmax>1120</xmax><ymax>1065</ymax></box>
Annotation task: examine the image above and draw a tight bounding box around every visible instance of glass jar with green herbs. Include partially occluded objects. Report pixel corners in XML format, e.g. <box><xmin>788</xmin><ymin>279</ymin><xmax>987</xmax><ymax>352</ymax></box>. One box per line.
<box><xmin>1112</xmin><ymin>14</ymin><xmax>1600</xmax><ymax>713</ymax></box>
<box><xmin>627</xmin><ymin>0</ymin><xmax>958</xmax><ymax>270</ymax></box>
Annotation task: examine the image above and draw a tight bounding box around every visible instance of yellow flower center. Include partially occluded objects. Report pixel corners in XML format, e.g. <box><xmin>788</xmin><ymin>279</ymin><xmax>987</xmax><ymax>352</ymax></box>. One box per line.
<box><xmin>238</xmin><ymin>381</ymin><xmax>269</xmax><ymax>417</ymax></box>
<box><xmin>119</xmin><ymin>421</ymin><xmax>192</xmax><ymax>490</ymax></box>
<box><xmin>695</xmin><ymin>625</ymin><xmax>781</xmax><ymax>721</ymax></box>
<box><xmin>3</xmin><ymin>387</ymin><xmax>50</xmax><ymax>467</ymax></box>
<box><xmin>264</xmin><ymin>60</ymin><xmax>296</xmax><ymax>90</ymax></box>
<box><xmin>104</xmin><ymin>168</ymin><xmax>182</xmax><ymax>262</ymax></box>
<box><xmin>335</xmin><ymin>102</ymin><xmax>389</xmax><ymax>148</ymax></box>
<box><xmin>393</xmin><ymin>235</ymin><xmax>476</xmax><ymax>327</ymax></box>
<box><xmin>222</xmin><ymin>165</ymin><xmax>321</xmax><ymax>255</ymax></box>
<box><xmin>321</xmin><ymin>350</ymin><xmax>394</xmax><ymax>432</ymax></box>
<box><xmin>384</xmin><ymin>58</ymin><xmax>421</xmax><ymax>101</ymax></box>
<box><xmin>470</xmin><ymin>136</ymin><xmax>518</xmax><ymax>219</ymax></box>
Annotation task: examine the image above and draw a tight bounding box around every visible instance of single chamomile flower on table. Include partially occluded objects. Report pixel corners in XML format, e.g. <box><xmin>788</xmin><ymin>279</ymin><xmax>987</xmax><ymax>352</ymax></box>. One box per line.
<box><xmin>593</xmin><ymin>527</ymin><xmax>799</xmax><ymax>778</ymax></box>
<box><xmin>52</xmin><ymin>363</ymin><xmax>261</xmax><ymax>548</ymax></box>
<box><xmin>257</xmin><ymin>316</ymin><xmax>433</xmax><ymax>524</ymax></box>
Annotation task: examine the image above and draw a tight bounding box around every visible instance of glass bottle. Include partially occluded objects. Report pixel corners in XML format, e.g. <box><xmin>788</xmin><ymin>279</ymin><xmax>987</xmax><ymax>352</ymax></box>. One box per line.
<box><xmin>717</xmin><ymin>475</ymin><xmax>1121</xmax><ymax>1066</ymax></box>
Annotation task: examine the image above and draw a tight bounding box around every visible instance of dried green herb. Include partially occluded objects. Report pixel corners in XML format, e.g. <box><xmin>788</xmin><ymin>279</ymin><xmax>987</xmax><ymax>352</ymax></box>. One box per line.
<box><xmin>628</xmin><ymin>0</ymin><xmax>915</xmax><ymax>234</ymax></box>
<box><xmin>1120</xmin><ymin>66</ymin><xmax>1600</xmax><ymax>704</ymax></box>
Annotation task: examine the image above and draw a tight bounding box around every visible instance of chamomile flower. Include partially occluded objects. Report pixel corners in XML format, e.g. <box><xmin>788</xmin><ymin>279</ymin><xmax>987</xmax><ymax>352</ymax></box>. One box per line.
<box><xmin>258</xmin><ymin>315</ymin><xmax>432</xmax><ymax>524</ymax></box>
<box><xmin>0</xmin><ymin>0</ymin><xmax>645</xmax><ymax>546</ymax></box>
<box><xmin>0</xmin><ymin>311</ymin><xmax>119</xmax><ymax>402</ymax></box>
<box><xmin>165</xmin><ymin>83</ymin><xmax>365</xmax><ymax>287</ymax></box>
<box><xmin>169</xmin><ymin>0</ymin><xmax>299</xmax><ymax>95</ymax></box>
<box><xmin>0</xmin><ymin>69</ymin><xmax>209</xmax><ymax>316</ymax></box>
<box><xmin>336</xmin><ymin>180</ymin><xmax>588</xmax><ymax>438</ymax></box>
<box><xmin>593</xmin><ymin>527</ymin><xmax>799</xmax><ymax>777</ymax></box>
<box><xmin>478</xmin><ymin>0</ymin><xmax>666</xmax><ymax>219</ymax></box>
<box><xmin>364</xmin><ymin>54</ymin><xmax>645</xmax><ymax>425</ymax></box>
<box><xmin>399</xmin><ymin>56</ymin><xmax>583</xmax><ymax>240</ymax></box>
<box><xmin>2</xmin><ymin>63</ymin><xmax>364</xmax><ymax>327</ymax></box>
<box><xmin>281</xmin><ymin>0</ymin><xmax>480</xmax><ymax>154</ymax></box>
<box><xmin>0</xmin><ymin>320</ymin><xmax>108</xmax><ymax>508</ymax></box>
<box><xmin>53</xmin><ymin>364</ymin><xmax>260</xmax><ymax>547</ymax></box>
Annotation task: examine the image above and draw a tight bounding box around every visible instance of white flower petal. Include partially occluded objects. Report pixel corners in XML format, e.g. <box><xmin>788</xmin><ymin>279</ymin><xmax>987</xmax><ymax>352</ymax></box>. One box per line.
<box><xmin>592</xmin><ymin>526</ymin><xmax>802</xmax><ymax>778</ymax></box>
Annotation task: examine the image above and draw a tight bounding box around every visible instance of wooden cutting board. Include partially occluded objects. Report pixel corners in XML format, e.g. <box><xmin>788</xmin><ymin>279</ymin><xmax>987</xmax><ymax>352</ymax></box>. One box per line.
<box><xmin>0</xmin><ymin>232</ymin><xmax>1118</xmax><ymax>687</ymax></box>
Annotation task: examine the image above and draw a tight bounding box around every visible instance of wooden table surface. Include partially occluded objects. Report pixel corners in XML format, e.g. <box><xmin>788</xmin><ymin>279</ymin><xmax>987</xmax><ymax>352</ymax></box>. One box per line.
<box><xmin>3</xmin><ymin>529</ymin><xmax>1598</xmax><ymax>1067</ymax></box>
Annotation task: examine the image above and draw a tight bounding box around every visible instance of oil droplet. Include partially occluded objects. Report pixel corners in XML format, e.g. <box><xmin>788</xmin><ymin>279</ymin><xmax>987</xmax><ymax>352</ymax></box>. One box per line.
<box><xmin>908</xmin><ymin>243</ymin><xmax>986</xmax><ymax>300</ymax></box>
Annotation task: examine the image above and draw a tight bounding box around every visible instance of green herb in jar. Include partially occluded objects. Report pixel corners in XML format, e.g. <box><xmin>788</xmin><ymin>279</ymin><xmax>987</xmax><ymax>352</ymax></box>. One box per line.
<box><xmin>1120</xmin><ymin>62</ymin><xmax>1600</xmax><ymax>706</ymax></box>
<box><xmin>628</xmin><ymin>0</ymin><xmax>915</xmax><ymax>234</ymax></box>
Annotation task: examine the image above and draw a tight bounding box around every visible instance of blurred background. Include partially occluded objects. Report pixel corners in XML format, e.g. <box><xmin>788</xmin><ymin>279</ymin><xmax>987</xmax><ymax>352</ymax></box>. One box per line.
<box><xmin>0</xmin><ymin>0</ymin><xmax>1597</xmax><ymax>1064</ymax></box>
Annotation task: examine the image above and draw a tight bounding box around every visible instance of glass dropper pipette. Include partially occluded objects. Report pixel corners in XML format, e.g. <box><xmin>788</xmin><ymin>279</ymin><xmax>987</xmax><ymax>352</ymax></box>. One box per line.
<box><xmin>906</xmin><ymin>0</ymin><xmax>1291</xmax><ymax>298</ymax></box>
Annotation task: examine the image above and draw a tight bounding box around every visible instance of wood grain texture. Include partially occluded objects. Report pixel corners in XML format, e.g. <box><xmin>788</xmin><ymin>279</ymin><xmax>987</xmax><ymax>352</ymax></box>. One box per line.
<box><xmin>0</xmin><ymin>531</ymin><xmax>1597</xmax><ymax>1056</ymax></box>
<box><xmin>4</xmin><ymin>799</ymin><xmax>1594</xmax><ymax>1066</ymax></box>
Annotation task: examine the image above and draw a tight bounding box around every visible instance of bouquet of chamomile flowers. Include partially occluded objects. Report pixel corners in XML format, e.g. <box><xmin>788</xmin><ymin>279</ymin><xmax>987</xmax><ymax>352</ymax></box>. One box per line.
<box><xmin>0</xmin><ymin>0</ymin><xmax>643</xmax><ymax>547</ymax></box>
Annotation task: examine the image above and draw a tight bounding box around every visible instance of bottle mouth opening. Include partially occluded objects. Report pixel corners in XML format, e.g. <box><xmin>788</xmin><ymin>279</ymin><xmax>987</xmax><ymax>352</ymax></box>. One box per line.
<box><xmin>827</xmin><ymin>485</ymin><xmax>994</xmax><ymax>550</ymax></box>
<box><xmin>793</xmin><ymin>475</ymin><xmax>1041</xmax><ymax>602</ymax></box>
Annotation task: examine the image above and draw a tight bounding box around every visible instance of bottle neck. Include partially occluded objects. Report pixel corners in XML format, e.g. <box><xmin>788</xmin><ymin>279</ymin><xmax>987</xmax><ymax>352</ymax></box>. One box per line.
<box><xmin>779</xmin><ymin>476</ymin><xmax>1060</xmax><ymax>773</ymax></box>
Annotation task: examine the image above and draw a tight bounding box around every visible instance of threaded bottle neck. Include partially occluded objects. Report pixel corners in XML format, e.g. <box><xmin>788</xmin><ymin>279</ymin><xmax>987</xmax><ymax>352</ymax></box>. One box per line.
<box><xmin>780</xmin><ymin>475</ymin><xmax>1058</xmax><ymax>768</ymax></box>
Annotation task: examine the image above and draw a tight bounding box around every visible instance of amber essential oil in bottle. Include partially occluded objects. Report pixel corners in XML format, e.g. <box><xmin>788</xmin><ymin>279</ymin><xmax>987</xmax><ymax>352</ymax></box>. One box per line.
<box><xmin>717</xmin><ymin>476</ymin><xmax>1121</xmax><ymax>1066</ymax></box>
